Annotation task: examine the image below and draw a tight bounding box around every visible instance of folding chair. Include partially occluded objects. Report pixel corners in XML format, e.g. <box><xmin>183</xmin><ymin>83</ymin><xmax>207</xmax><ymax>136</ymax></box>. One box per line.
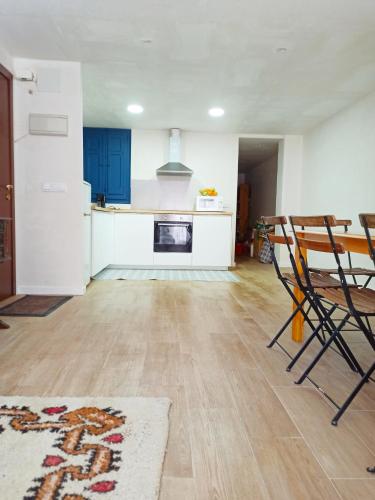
<box><xmin>291</xmin><ymin>215</ymin><xmax>375</xmax><ymax>425</ymax></box>
<box><xmin>286</xmin><ymin>216</ymin><xmax>364</xmax><ymax>376</ymax></box>
<box><xmin>261</xmin><ymin>216</ymin><xmax>354</xmax><ymax>368</ymax></box>
<box><xmin>261</xmin><ymin>216</ymin><xmax>323</xmax><ymax>355</ymax></box>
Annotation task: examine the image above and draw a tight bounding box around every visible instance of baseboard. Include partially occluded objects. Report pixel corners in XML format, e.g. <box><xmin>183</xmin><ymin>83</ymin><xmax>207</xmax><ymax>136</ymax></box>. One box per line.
<box><xmin>107</xmin><ymin>265</ymin><xmax>229</xmax><ymax>271</ymax></box>
<box><xmin>16</xmin><ymin>285</ymin><xmax>86</xmax><ymax>296</ymax></box>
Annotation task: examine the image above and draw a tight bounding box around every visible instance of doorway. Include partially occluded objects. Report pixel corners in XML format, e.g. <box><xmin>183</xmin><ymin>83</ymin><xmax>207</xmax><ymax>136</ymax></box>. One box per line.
<box><xmin>0</xmin><ymin>63</ymin><xmax>15</xmax><ymax>301</ymax></box>
<box><xmin>236</xmin><ymin>138</ymin><xmax>279</xmax><ymax>260</ymax></box>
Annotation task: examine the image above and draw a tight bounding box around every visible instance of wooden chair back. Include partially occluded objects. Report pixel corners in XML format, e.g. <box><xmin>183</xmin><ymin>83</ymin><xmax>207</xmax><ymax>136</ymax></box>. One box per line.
<box><xmin>297</xmin><ymin>237</ymin><xmax>345</xmax><ymax>254</ymax></box>
<box><xmin>261</xmin><ymin>215</ymin><xmax>287</xmax><ymax>226</ymax></box>
<box><xmin>268</xmin><ymin>234</ymin><xmax>294</xmax><ymax>246</ymax></box>
<box><xmin>336</xmin><ymin>219</ymin><xmax>352</xmax><ymax>228</ymax></box>
<box><xmin>289</xmin><ymin>215</ymin><xmax>337</xmax><ymax>228</ymax></box>
<box><xmin>359</xmin><ymin>213</ymin><xmax>375</xmax><ymax>229</ymax></box>
<box><xmin>260</xmin><ymin>215</ymin><xmax>295</xmax><ymax>281</ymax></box>
<box><xmin>260</xmin><ymin>215</ymin><xmax>293</xmax><ymax>250</ymax></box>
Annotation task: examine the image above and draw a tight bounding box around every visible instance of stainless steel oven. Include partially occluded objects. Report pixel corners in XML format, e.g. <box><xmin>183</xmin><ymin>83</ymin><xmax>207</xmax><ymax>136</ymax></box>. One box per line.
<box><xmin>154</xmin><ymin>214</ymin><xmax>193</xmax><ymax>253</ymax></box>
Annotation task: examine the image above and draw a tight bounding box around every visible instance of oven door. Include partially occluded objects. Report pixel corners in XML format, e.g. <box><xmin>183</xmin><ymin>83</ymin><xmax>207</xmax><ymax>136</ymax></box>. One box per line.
<box><xmin>154</xmin><ymin>221</ymin><xmax>193</xmax><ymax>253</ymax></box>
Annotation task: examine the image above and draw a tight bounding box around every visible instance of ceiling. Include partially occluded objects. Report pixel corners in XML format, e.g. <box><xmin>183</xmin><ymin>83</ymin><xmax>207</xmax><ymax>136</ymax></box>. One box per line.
<box><xmin>1</xmin><ymin>0</ymin><xmax>375</xmax><ymax>133</ymax></box>
<box><xmin>238</xmin><ymin>138</ymin><xmax>279</xmax><ymax>172</ymax></box>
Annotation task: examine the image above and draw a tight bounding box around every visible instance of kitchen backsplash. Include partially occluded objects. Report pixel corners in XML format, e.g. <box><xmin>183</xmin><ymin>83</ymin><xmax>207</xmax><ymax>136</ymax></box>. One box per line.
<box><xmin>131</xmin><ymin>177</ymin><xmax>203</xmax><ymax>210</ymax></box>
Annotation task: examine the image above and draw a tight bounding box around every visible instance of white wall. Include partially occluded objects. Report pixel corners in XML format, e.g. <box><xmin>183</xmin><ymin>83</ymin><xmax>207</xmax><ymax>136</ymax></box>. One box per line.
<box><xmin>275</xmin><ymin>135</ymin><xmax>304</xmax><ymax>265</ymax></box>
<box><xmin>13</xmin><ymin>58</ymin><xmax>84</xmax><ymax>295</ymax></box>
<box><xmin>130</xmin><ymin>130</ymin><xmax>305</xmax><ymax>265</ymax></box>
<box><xmin>131</xmin><ymin>129</ymin><xmax>238</xmax><ymax>211</ymax></box>
<box><xmin>131</xmin><ymin>129</ymin><xmax>239</xmax><ymax>262</ymax></box>
<box><xmin>246</xmin><ymin>154</ymin><xmax>278</xmax><ymax>226</ymax></box>
<box><xmin>0</xmin><ymin>46</ymin><xmax>13</xmax><ymax>73</ymax></box>
<box><xmin>300</xmin><ymin>91</ymin><xmax>375</xmax><ymax>271</ymax></box>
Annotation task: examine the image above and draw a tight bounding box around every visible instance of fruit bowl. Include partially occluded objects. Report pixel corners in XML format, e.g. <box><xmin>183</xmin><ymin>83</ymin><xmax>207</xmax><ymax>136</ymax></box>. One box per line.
<box><xmin>199</xmin><ymin>188</ymin><xmax>218</xmax><ymax>196</ymax></box>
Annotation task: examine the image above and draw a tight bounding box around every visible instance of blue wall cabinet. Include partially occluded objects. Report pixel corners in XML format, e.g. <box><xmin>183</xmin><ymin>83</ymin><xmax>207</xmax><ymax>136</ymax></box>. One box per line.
<box><xmin>83</xmin><ymin>127</ymin><xmax>131</xmax><ymax>204</ymax></box>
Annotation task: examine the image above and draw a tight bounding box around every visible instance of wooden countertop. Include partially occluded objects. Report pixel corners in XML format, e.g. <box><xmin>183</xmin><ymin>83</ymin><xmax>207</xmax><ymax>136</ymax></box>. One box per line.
<box><xmin>93</xmin><ymin>207</ymin><xmax>233</xmax><ymax>216</ymax></box>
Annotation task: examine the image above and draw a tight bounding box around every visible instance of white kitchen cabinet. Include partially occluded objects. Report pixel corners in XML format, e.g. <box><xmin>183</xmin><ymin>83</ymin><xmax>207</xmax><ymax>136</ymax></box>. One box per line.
<box><xmin>114</xmin><ymin>213</ymin><xmax>154</xmax><ymax>266</ymax></box>
<box><xmin>192</xmin><ymin>215</ymin><xmax>232</xmax><ymax>267</ymax></box>
<box><xmin>91</xmin><ymin>211</ymin><xmax>114</xmax><ymax>276</ymax></box>
<box><xmin>153</xmin><ymin>252</ymin><xmax>192</xmax><ymax>267</ymax></box>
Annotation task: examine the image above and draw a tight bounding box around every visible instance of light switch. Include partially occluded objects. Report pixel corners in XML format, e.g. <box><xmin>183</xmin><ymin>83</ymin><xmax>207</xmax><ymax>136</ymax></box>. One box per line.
<box><xmin>42</xmin><ymin>182</ymin><xmax>67</xmax><ymax>193</ymax></box>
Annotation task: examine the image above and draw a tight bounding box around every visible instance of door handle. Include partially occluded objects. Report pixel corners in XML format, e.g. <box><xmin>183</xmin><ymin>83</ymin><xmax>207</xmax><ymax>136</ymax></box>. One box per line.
<box><xmin>5</xmin><ymin>185</ymin><xmax>13</xmax><ymax>201</ymax></box>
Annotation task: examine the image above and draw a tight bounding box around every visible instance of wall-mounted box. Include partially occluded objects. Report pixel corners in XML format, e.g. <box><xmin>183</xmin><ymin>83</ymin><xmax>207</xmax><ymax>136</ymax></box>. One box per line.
<box><xmin>42</xmin><ymin>182</ymin><xmax>67</xmax><ymax>193</ymax></box>
<box><xmin>29</xmin><ymin>114</ymin><xmax>68</xmax><ymax>136</ymax></box>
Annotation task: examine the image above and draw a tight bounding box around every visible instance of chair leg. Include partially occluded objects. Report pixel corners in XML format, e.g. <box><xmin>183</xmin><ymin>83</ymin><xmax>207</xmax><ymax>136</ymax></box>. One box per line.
<box><xmin>286</xmin><ymin>317</ymin><xmax>327</xmax><ymax>371</ymax></box>
<box><xmin>323</xmin><ymin>311</ymin><xmax>365</xmax><ymax>375</ymax></box>
<box><xmin>314</xmin><ymin>308</ymin><xmax>361</xmax><ymax>374</ymax></box>
<box><xmin>294</xmin><ymin>316</ymin><xmax>350</xmax><ymax>385</ymax></box>
<box><xmin>334</xmin><ymin>332</ymin><xmax>365</xmax><ymax>376</ymax></box>
<box><xmin>286</xmin><ymin>304</ymin><xmax>341</xmax><ymax>372</ymax></box>
<box><xmin>267</xmin><ymin>298</ymin><xmax>306</xmax><ymax>348</ymax></box>
<box><xmin>331</xmin><ymin>362</ymin><xmax>375</xmax><ymax>426</ymax></box>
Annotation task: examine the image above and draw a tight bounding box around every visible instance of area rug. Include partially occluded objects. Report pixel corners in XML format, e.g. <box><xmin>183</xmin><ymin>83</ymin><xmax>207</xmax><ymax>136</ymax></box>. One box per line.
<box><xmin>0</xmin><ymin>396</ymin><xmax>171</xmax><ymax>500</ymax></box>
<box><xmin>0</xmin><ymin>295</ymin><xmax>72</xmax><ymax>317</ymax></box>
<box><xmin>94</xmin><ymin>268</ymin><xmax>240</xmax><ymax>282</ymax></box>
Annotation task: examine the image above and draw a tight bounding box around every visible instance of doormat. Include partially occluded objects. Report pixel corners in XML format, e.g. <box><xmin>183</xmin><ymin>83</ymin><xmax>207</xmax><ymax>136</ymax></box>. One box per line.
<box><xmin>0</xmin><ymin>396</ymin><xmax>171</xmax><ymax>500</ymax></box>
<box><xmin>94</xmin><ymin>268</ymin><xmax>240</xmax><ymax>282</ymax></box>
<box><xmin>0</xmin><ymin>295</ymin><xmax>72</xmax><ymax>317</ymax></box>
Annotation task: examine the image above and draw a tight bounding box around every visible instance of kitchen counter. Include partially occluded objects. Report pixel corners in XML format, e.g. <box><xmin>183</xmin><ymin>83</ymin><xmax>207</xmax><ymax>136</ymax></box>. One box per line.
<box><xmin>91</xmin><ymin>208</ymin><xmax>233</xmax><ymax>274</ymax></box>
<box><xmin>93</xmin><ymin>207</ymin><xmax>233</xmax><ymax>216</ymax></box>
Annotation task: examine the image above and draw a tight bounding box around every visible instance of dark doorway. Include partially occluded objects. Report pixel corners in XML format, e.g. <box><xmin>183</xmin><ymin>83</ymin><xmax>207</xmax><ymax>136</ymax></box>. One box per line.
<box><xmin>0</xmin><ymin>63</ymin><xmax>15</xmax><ymax>301</ymax></box>
<box><xmin>236</xmin><ymin>138</ymin><xmax>279</xmax><ymax>260</ymax></box>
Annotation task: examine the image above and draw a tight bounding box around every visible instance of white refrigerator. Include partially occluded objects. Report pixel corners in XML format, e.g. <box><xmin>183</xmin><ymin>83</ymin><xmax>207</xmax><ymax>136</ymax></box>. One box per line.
<box><xmin>83</xmin><ymin>181</ymin><xmax>92</xmax><ymax>287</ymax></box>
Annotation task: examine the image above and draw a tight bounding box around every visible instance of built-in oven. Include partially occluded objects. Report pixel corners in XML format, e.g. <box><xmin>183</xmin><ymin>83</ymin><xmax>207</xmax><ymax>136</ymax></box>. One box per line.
<box><xmin>154</xmin><ymin>214</ymin><xmax>193</xmax><ymax>253</ymax></box>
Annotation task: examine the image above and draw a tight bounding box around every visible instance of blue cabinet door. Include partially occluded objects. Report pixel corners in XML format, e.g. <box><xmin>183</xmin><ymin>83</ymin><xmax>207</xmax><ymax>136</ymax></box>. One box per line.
<box><xmin>83</xmin><ymin>127</ymin><xmax>131</xmax><ymax>203</ymax></box>
<box><xmin>107</xmin><ymin>129</ymin><xmax>131</xmax><ymax>203</ymax></box>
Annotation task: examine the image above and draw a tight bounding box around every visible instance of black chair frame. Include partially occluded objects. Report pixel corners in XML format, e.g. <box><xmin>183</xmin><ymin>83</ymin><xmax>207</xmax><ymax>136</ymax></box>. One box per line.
<box><xmin>291</xmin><ymin>215</ymin><xmax>375</xmax><ymax>425</ymax></box>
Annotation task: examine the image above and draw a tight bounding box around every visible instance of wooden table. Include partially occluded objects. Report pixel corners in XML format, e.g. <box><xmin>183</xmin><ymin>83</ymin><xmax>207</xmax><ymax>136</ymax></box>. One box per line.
<box><xmin>291</xmin><ymin>230</ymin><xmax>373</xmax><ymax>342</ymax></box>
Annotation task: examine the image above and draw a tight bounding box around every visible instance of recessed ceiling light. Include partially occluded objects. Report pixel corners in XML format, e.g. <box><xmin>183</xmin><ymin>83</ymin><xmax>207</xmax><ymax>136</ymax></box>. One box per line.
<box><xmin>209</xmin><ymin>107</ymin><xmax>225</xmax><ymax>117</ymax></box>
<box><xmin>127</xmin><ymin>104</ymin><xmax>144</xmax><ymax>114</ymax></box>
<box><xmin>276</xmin><ymin>47</ymin><xmax>288</xmax><ymax>53</ymax></box>
<box><xmin>141</xmin><ymin>39</ymin><xmax>153</xmax><ymax>44</ymax></box>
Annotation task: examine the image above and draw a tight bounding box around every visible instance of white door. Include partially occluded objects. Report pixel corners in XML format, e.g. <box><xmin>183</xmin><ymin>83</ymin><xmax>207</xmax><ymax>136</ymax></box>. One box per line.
<box><xmin>114</xmin><ymin>214</ymin><xmax>154</xmax><ymax>266</ymax></box>
<box><xmin>192</xmin><ymin>215</ymin><xmax>232</xmax><ymax>267</ymax></box>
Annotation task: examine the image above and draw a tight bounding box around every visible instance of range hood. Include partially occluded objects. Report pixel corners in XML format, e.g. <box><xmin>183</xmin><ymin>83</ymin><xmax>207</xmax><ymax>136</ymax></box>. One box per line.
<box><xmin>156</xmin><ymin>128</ymin><xmax>193</xmax><ymax>176</ymax></box>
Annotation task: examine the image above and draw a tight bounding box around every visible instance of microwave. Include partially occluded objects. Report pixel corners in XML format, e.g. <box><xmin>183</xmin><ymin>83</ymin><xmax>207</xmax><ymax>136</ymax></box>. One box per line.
<box><xmin>196</xmin><ymin>196</ymin><xmax>224</xmax><ymax>211</ymax></box>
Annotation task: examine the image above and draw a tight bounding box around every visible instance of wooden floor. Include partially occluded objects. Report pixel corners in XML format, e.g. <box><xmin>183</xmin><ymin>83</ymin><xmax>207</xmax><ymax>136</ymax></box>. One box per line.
<box><xmin>0</xmin><ymin>259</ymin><xmax>374</xmax><ymax>499</ymax></box>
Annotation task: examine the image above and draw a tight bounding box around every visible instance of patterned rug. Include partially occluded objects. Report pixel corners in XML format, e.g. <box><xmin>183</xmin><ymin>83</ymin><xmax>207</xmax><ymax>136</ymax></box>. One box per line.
<box><xmin>0</xmin><ymin>396</ymin><xmax>171</xmax><ymax>500</ymax></box>
<box><xmin>94</xmin><ymin>268</ymin><xmax>240</xmax><ymax>282</ymax></box>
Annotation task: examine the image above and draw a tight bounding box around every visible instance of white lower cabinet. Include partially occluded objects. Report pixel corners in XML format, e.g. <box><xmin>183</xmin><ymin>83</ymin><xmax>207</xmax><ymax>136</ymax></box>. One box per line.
<box><xmin>114</xmin><ymin>213</ymin><xmax>154</xmax><ymax>266</ymax></box>
<box><xmin>91</xmin><ymin>211</ymin><xmax>114</xmax><ymax>276</ymax></box>
<box><xmin>92</xmin><ymin>211</ymin><xmax>233</xmax><ymax>271</ymax></box>
<box><xmin>192</xmin><ymin>215</ymin><xmax>232</xmax><ymax>267</ymax></box>
<box><xmin>153</xmin><ymin>252</ymin><xmax>192</xmax><ymax>267</ymax></box>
